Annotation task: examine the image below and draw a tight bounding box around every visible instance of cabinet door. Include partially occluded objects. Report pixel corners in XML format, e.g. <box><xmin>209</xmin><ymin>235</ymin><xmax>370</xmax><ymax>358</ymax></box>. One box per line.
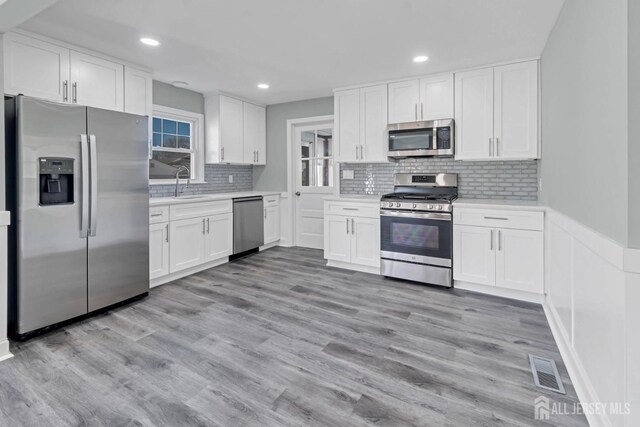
<box><xmin>324</xmin><ymin>215</ymin><xmax>351</xmax><ymax>263</ymax></box>
<box><xmin>350</xmin><ymin>217</ymin><xmax>380</xmax><ymax>268</ymax></box>
<box><xmin>495</xmin><ymin>229</ymin><xmax>543</xmax><ymax>293</ymax></box>
<box><xmin>454</xmin><ymin>68</ymin><xmax>494</xmax><ymax>160</ymax></box>
<box><xmin>264</xmin><ymin>205</ymin><xmax>280</xmax><ymax>244</ymax></box>
<box><xmin>453</xmin><ymin>225</ymin><xmax>495</xmax><ymax>286</ymax></box>
<box><xmin>205</xmin><ymin>213</ymin><xmax>233</xmax><ymax>261</ymax></box>
<box><xmin>124</xmin><ymin>67</ymin><xmax>152</xmax><ymax>117</ymax></box>
<box><xmin>169</xmin><ymin>217</ymin><xmax>206</xmax><ymax>273</ymax></box>
<box><xmin>219</xmin><ymin>95</ymin><xmax>245</xmax><ymax>163</ymax></box>
<box><xmin>494</xmin><ymin>61</ymin><xmax>539</xmax><ymax>159</ymax></box>
<box><xmin>334</xmin><ymin>89</ymin><xmax>360</xmax><ymax>162</ymax></box>
<box><xmin>4</xmin><ymin>32</ymin><xmax>70</xmax><ymax>102</ymax></box>
<box><xmin>243</xmin><ymin>102</ymin><xmax>266</xmax><ymax>165</ymax></box>
<box><xmin>149</xmin><ymin>222</ymin><xmax>169</xmax><ymax>281</ymax></box>
<box><xmin>360</xmin><ymin>85</ymin><xmax>388</xmax><ymax>162</ymax></box>
<box><xmin>70</xmin><ymin>50</ymin><xmax>124</xmax><ymax>111</ymax></box>
<box><xmin>419</xmin><ymin>74</ymin><xmax>454</xmax><ymax>121</ymax></box>
<box><xmin>388</xmin><ymin>80</ymin><xmax>420</xmax><ymax>124</ymax></box>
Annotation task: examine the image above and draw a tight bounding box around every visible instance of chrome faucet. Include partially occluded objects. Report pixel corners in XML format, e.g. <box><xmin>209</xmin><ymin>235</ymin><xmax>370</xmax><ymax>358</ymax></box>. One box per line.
<box><xmin>175</xmin><ymin>165</ymin><xmax>191</xmax><ymax>197</ymax></box>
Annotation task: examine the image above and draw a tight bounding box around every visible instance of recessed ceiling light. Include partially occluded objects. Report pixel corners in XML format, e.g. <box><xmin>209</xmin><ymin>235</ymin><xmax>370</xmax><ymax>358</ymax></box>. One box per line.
<box><xmin>140</xmin><ymin>37</ymin><xmax>160</xmax><ymax>46</ymax></box>
<box><xmin>413</xmin><ymin>55</ymin><xmax>429</xmax><ymax>63</ymax></box>
<box><xmin>257</xmin><ymin>83</ymin><xmax>270</xmax><ymax>89</ymax></box>
<box><xmin>172</xmin><ymin>81</ymin><xmax>189</xmax><ymax>88</ymax></box>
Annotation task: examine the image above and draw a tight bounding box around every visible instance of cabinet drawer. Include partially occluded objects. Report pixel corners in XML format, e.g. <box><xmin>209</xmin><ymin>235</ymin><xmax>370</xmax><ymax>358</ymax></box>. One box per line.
<box><xmin>325</xmin><ymin>201</ymin><xmax>379</xmax><ymax>218</ymax></box>
<box><xmin>170</xmin><ymin>200</ymin><xmax>232</xmax><ymax>221</ymax></box>
<box><xmin>149</xmin><ymin>206</ymin><xmax>169</xmax><ymax>224</ymax></box>
<box><xmin>264</xmin><ymin>195</ymin><xmax>280</xmax><ymax>207</ymax></box>
<box><xmin>453</xmin><ymin>208</ymin><xmax>543</xmax><ymax>231</ymax></box>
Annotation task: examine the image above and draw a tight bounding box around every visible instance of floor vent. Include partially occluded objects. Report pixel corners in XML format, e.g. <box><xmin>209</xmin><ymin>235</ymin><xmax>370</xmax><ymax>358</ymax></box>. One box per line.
<box><xmin>529</xmin><ymin>355</ymin><xmax>566</xmax><ymax>394</ymax></box>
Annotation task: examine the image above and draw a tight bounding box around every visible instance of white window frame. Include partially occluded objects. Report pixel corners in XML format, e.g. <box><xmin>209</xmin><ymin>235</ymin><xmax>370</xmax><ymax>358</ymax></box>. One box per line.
<box><xmin>149</xmin><ymin>105</ymin><xmax>205</xmax><ymax>184</ymax></box>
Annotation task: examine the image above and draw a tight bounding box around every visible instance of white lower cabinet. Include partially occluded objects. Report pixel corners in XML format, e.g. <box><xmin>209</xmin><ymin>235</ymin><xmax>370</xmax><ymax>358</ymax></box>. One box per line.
<box><xmin>169</xmin><ymin>217</ymin><xmax>208</xmax><ymax>273</ymax></box>
<box><xmin>453</xmin><ymin>207</ymin><xmax>544</xmax><ymax>296</ymax></box>
<box><xmin>324</xmin><ymin>200</ymin><xmax>380</xmax><ymax>271</ymax></box>
<box><xmin>149</xmin><ymin>222</ymin><xmax>169</xmax><ymax>281</ymax></box>
<box><xmin>204</xmin><ymin>213</ymin><xmax>233</xmax><ymax>261</ymax></box>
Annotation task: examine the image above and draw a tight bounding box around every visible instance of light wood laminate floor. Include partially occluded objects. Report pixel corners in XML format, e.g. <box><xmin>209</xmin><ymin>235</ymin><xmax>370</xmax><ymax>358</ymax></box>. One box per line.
<box><xmin>0</xmin><ymin>247</ymin><xmax>587</xmax><ymax>426</ymax></box>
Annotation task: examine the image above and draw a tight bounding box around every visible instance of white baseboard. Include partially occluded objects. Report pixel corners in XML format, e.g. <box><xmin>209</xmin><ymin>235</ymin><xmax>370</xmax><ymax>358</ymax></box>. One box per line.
<box><xmin>260</xmin><ymin>241</ymin><xmax>279</xmax><ymax>251</ymax></box>
<box><xmin>454</xmin><ymin>280</ymin><xmax>544</xmax><ymax>303</ymax></box>
<box><xmin>151</xmin><ymin>257</ymin><xmax>229</xmax><ymax>288</ymax></box>
<box><xmin>326</xmin><ymin>259</ymin><xmax>380</xmax><ymax>275</ymax></box>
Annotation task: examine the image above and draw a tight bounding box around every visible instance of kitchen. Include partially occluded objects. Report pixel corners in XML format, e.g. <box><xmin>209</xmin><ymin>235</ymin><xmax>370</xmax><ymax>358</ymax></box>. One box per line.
<box><xmin>0</xmin><ymin>0</ymin><xmax>638</xmax><ymax>426</ymax></box>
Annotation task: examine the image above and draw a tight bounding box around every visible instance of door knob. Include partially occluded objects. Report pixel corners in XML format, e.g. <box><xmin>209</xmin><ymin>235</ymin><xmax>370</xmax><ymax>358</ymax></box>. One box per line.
<box><xmin>295</xmin><ymin>191</ymin><xmax>301</xmax><ymax>196</ymax></box>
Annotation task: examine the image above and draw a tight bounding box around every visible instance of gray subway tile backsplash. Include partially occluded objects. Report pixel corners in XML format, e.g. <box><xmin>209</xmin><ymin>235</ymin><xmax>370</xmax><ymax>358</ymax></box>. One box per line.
<box><xmin>149</xmin><ymin>164</ymin><xmax>253</xmax><ymax>197</ymax></box>
<box><xmin>339</xmin><ymin>158</ymin><xmax>538</xmax><ymax>200</ymax></box>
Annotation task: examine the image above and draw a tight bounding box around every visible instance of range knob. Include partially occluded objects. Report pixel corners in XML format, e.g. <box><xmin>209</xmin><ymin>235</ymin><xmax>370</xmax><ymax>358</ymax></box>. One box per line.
<box><xmin>395</xmin><ymin>202</ymin><xmax>401</xmax><ymax>208</ymax></box>
<box><xmin>436</xmin><ymin>204</ymin><xmax>442</xmax><ymax>210</ymax></box>
<box><xmin>428</xmin><ymin>204</ymin><xmax>434</xmax><ymax>209</ymax></box>
<box><xmin>388</xmin><ymin>202</ymin><xmax>394</xmax><ymax>207</ymax></box>
<box><xmin>412</xmin><ymin>203</ymin><xmax>417</xmax><ymax>208</ymax></box>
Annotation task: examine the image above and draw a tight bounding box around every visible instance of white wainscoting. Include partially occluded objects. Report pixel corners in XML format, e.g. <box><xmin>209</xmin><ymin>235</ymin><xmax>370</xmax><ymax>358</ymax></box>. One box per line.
<box><xmin>0</xmin><ymin>212</ymin><xmax>13</xmax><ymax>362</ymax></box>
<box><xmin>544</xmin><ymin>207</ymin><xmax>638</xmax><ymax>427</ymax></box>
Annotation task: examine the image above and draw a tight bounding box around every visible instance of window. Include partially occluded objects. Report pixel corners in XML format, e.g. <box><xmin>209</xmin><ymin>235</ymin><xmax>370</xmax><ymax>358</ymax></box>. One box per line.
<box><xmin>149</xmin><ymin>105</ymin><xmax>204</xmax><ymax>182</ymax></box>
<box><xmin>300</xmin><ymin>128</ymin><xmax>333</xmax><ymax>187</ymax></box>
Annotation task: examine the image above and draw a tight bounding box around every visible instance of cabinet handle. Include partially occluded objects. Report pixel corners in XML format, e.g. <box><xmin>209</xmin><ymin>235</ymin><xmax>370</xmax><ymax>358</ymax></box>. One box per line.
<box><xmin>415</xmin><ymin>103</ymin><xmax>418</xmax><ymax>121</ymax></box>
<box><xmin>264</xmin><ymin>208</ymin><xmax>267</xmax><ymax>219</ymax></box>
<box><xmin>342</xmin><ymin>207</ymin><xmax>359</xmax><ymax>211</ymax></box>
<box><xmin>202</xmin><ymin>218</ymin><xmax>205</xmax><ymax>234</ymax></box>
<box><xmin>498</xmin><ymin>230</ymin><xmax>502</xmax><ymax>251</ymax></box>
<box><xmin>207</xmin><ymin>218</ymin><xmax>210</xmax><ymax>234</ymax></box>
<box><xmin>150</xmin><ymin>213</ymin><xmax>163</xmax><ymax>217</ymax></box>
<box><xmin>72</xmin><ymin>82</ymin><xmax>77</xmax><ymax>103</ymax></box>
<box><xmin>351</xmin><ymin>218</ymin><xmax>355</xmax><ymax>234</ymax></box>
<box><xmin>221</xmin><ymin>147</ymin><xmax>224</xmax><ymax>161</ymax></box>
<box><xmin>63</xmin><ymin>80</ymin><xmax>68</xmax><ymax>102</ymax></box>
<box><xmin>346</xmin><ymin>218</ymin><xmax>349</xmax><ymax>234</ymax></box>
<box><xmin>355</xmin><ymin>146</ymin><xmax>359</xmax><ymax>160</ymax></box>
<box><xmin>490</xmin><ymin>229</ymin><xmax>494</xmax><ymax>251</ymax></box>
<box><xmin>496</xmin><ymin>137</ymin><xmax>500</xmax><ymax>157</ymax></box>
<box><xmin>489</xmin><ymin>138</ymin><xmax>493</xmax><ymax>157</ymax></box>
<box><xmin>360</xmin><ymin>145</ymin><xmax>364</xmax><ymax>160</ymax></box>
<box><xmin>420</xmin><ymin>103</ymin><xmax>424</xmax><ymax>121</ymax></box>
<box><xmin>484</xmin><ymin>216</ymin><xmax>509</xmax><ymax>221</ymax></box>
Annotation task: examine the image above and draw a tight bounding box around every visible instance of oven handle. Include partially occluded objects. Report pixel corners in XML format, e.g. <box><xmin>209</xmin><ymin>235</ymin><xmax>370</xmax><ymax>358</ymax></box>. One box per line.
<box><xmin>380</xmin><ymin>211</ymin><xmax>451</xmax><ymax>221</ymax></box>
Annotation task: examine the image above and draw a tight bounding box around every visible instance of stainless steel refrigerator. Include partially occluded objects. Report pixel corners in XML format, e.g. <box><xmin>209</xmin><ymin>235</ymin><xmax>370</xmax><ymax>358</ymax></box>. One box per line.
<box><xmin>5</xmin><ymin>95</ymin><xmax>149</xmax><ymax>338</ymax></box>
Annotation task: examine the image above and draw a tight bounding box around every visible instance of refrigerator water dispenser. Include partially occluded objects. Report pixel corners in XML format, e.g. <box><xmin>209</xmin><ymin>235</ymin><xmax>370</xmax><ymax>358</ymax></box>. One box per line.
<box><xmin>39</xmin><ymin>158</ymin><xmax>74</xmax><ymax>205</ymax></box>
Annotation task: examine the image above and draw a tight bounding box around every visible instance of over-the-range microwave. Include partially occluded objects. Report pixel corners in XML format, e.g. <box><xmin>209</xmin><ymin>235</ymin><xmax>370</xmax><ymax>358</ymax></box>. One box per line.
<box><xmin>387</xmin><ymin>119</ymin><xmax>454</xmax><ymax>158</ymax></box>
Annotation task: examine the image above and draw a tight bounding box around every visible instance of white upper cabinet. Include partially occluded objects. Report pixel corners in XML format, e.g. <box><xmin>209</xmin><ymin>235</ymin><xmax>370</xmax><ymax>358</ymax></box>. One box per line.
<box><xmin>70</xmin><ymin>51</ymin><xmax>124</xmax><ymax>111</ymax></box>
<box><xmin>243</xmin><ymin>101</ymin><xmax>267</xmax><ymax>165</ymax></box>
<box><xmin>124</xmin><ymin>67</ymin><xmax>153</xmax><ymax>117</ymax></box>
<box><xmin>205</xmin><ymin>94</ymin><xmax>267</xmax><ymax>165</ymax></box>
<box><xmin>3</xmin><ymin>31</ymin><xmax>150</xmax><ymax>114</ymax></box>
<box><xmin>455</xmin><ymin>60</ymin><xmax>539</xmax><ymax>160</ymax></box>
<box><xmin>334</xmin><ymin>84</ymin><xmax>388</xmax><ymax>163</ymax></box>
<box><xmin>387</xmin><ymin>80</ymin><xmax>420</xmax><ymax>124</ymax></box>
<box><xmin>219</xmin><ymin>95</ymin><xmax>245</xmax><ymax>163</ymax></box>
<box><xmin>334</xmin><ymin>89</ymin><xmax>360</xmax><ymax>162</ymax></box>
<box><xmin>388</xmin><ymin>74</ymin><xmax>454</xmax><ymax>124</ymax></box>
<box><xmin>419</xmin><ymin>74</ymin><xmax>454</xmax><ymax>121</ymax></box>
<box><xmin>3</xmin><ymin>32</ymin><xmax>70</xmax><ymax>102</ymax></box>
<box><xmin>454</xmin><ymin>68</ymin><xmax>495</xmax><ymax>160</ymax></box>
<box><xmin>493</xmin><ymin>61</ymin><xmax>539</xmax><ymax>159</ymax></box>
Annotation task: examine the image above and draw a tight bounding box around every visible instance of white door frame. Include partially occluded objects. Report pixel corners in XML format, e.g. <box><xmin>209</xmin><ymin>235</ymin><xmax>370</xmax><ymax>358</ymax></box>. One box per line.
<box><xmin>285</xmin><ymin>115</ymin><xmax>337</xmax><ymax>248</ymax></box>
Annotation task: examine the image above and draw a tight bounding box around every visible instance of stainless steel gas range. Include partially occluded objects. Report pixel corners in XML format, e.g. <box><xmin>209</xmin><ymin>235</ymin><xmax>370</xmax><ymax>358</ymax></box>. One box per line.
<box><xmin>380</xmin><ymin>173</ymin><xmax>458</xmax><ymax>287</ymax></box>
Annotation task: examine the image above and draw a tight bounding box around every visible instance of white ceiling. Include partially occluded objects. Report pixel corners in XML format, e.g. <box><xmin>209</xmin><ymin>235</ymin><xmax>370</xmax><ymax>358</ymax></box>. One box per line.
<box><xmin>20</xmin><ymin>0</ymin><xmax>565</xmax><ymax>105</ymax></box>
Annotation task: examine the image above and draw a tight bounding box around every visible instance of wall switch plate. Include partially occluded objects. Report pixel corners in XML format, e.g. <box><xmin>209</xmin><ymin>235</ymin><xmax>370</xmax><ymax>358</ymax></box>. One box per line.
<box><xmin>342</xmin><ymin>170</ymin><xmax>354</xmax><ymax>180</ymax></box>
<box><xmin>228</xmin><ymin>175</ymin><xmax>233</xmax><ymax>183</ymax></box>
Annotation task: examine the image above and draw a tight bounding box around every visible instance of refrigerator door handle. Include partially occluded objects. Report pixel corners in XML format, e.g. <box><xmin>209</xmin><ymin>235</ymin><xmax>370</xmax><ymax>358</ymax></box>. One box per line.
<box><xmin>80</xmin><ymin>134</ymin><xmax>90</xmax><ymax>237</ymax></box>
<box><xmin>88</xmin><ymin>134</ymin><xmax>98</xmax><ymax>236</ymax></box>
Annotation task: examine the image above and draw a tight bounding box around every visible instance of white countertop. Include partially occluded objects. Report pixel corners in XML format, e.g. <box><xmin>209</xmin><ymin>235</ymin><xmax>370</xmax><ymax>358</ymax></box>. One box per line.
<box><xmin>324</xmin><ymin>194</ymin><xmax>381</xmax><ymax>203</ymax></box>
<box><xmin>0</xmin><ymin>211</ymin><xmax>9</xmax><ymax>227</ymax></box>
<box><xmin>149</xmin><ymin>191</ymin><xmax>281</xmax><ymax>206</ymax></box>
<box><xmin>454</xmin><ymin>198</ymin><xmax>546</xmax><ymax>212</ymax></box>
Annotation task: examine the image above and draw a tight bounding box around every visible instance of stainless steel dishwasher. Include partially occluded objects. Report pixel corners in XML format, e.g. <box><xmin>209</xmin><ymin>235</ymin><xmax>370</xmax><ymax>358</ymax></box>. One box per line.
<box><xmin>233</xmin><ymin>196</ymin><xmax>265</xmax><ymax>255</ymax></box>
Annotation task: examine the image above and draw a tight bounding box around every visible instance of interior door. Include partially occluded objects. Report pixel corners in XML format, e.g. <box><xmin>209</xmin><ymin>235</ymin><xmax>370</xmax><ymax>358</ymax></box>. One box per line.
<box><xmin>13</xmin><ymin>97</ymin><xmax>88</xmax><ymax>334</ymax></box>
<box><xmin>294</xmin><ymin>122</ymin><xmax>335</xmax><ymax>249</ymax></box>
<box><xmin>453</xmin><ymin>225</ymin><xmax>495</xmax><ymax>286</ymax></box>
<box><xmin>87</xmin><ymin>107</ymin><xmax>149</xmax><ymax>311</ymax></box>
<box><xmin>4</xmin><ymin>32</ymin><xmax>70</xmax><ymax>103</ymax></box>
<box><xmin>70</xmin><ymin>51</ymin><xmax>124</xmax><ymax>111</ymax></box>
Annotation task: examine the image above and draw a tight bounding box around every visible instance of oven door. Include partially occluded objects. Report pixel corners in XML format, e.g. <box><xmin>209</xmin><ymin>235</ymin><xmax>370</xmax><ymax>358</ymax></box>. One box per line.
<box><xmin>380</xmin><ymin>210</ymin><xmax>452</xmax><ymax>267</ymax></box>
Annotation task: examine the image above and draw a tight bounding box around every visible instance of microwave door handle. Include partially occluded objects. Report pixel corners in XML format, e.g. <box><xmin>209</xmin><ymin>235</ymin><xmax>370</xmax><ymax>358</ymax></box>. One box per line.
<box><xmin>433</xmin><ymin>127</ymin><xmax>438</xmax><ymax>150</ymax></box>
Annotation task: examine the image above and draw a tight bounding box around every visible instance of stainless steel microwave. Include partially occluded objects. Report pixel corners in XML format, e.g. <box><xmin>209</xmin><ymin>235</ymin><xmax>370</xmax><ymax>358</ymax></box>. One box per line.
<box><xmin>387</xmin><ymin>119</ymin><xmax>454</xmax><ymax>158</ymax></box>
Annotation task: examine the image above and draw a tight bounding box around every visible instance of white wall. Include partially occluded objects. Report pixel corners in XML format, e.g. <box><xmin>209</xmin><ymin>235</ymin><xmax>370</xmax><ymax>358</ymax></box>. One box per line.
<box><xmin>629</xmin><ymin>0</ymin><xmax>640</xmax><ymax>249</ymax></box>
<box><xmin>540</xmin><ymin>0</ymin><xmax>628</xmax><ymax>245</ymax></box>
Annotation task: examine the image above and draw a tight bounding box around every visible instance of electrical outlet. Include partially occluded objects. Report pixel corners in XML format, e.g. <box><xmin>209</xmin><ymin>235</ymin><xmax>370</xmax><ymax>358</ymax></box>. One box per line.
<box><xmin>342</xmin><ymin>170</ymin><xmax>354</xmax><ymax>180</ymax></box>
<box><xmin>228</xmin><ymin>175</ymin><xmax>233</xmax><ymax>183</ymax></box>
